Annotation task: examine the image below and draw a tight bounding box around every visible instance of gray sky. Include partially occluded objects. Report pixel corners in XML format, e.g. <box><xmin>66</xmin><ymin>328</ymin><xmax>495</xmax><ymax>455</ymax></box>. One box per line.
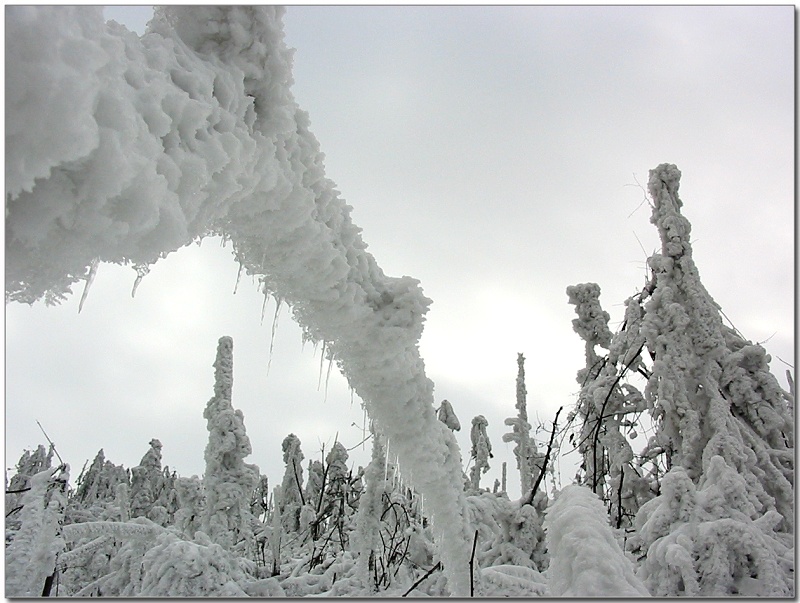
<box><xmin>5</xmin><ymin>6</ymin><xmax>795</xmax><ymax>499</ymax></box>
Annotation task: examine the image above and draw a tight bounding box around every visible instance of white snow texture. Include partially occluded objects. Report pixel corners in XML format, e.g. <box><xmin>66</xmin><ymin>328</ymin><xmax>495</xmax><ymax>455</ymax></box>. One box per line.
<box><xmin>5</xmin><ymin>6</ymin><xmax>471</xmax><ymax>594</ymax></box>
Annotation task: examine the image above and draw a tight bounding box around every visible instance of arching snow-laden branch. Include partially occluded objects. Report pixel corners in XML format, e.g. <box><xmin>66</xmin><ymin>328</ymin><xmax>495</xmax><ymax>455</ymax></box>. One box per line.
<box><xmin>5</xmin><ymin>7</ymin><xmax>471</xmax><ymax>593</ymax></box>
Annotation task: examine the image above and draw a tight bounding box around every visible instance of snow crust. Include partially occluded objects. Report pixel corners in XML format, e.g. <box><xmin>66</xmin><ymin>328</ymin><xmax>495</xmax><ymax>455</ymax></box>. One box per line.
<box><xmin>5</xmin><ymin>6</ymin><xmax>471</xmax><ymax>592</ymax></box>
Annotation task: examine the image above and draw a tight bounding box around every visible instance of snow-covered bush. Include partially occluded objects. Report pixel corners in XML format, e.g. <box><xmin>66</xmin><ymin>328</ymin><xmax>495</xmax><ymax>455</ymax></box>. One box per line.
<box><xmin>566</xmin><ymin>282</ymin><xmax>652</xmax><ymax>528</ymax></box>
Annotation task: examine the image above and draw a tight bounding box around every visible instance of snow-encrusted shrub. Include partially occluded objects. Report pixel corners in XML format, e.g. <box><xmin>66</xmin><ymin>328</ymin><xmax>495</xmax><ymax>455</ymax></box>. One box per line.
<box><xmin>545</xmin><ymin>484</ymin><xmax>649</xmax><ymax>597</ymax></box>
<box><xmin>467</xmin><ymin>492</ymin><xmax>547</xmax><ymax>574</ymax></box>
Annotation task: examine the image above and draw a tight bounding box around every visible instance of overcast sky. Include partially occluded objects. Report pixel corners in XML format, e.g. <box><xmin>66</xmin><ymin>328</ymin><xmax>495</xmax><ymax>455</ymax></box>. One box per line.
<box><xmin>5</xmin><ymin>5</ymin><xmax>795</xmax><ymax>500</ymax></box>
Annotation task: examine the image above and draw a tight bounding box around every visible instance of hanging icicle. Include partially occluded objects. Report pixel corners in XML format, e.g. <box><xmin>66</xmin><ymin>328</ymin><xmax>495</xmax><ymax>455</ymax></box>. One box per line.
<box><xmin>130</xmin><ymin>263</ymin><xmax>151</xmax><ymax>298</ymax></box>
<box><xmin>233</xmin><ymin>258</ymin><xmax>244</xmax><ymax>294</ymax></box>
<box><xmin>266</xmin><ymin>296</ymin><xmax>282</xmax><ymax>376</ymax></box>
<box><xmin>78</xmin><ymin>257</ymin><xmax>100</xmax><ymax>313</ymax></box>
<box><xmin>384</xmin><ymin>437</ymin><xmax>390</xmax><ymax>485</ymax></box>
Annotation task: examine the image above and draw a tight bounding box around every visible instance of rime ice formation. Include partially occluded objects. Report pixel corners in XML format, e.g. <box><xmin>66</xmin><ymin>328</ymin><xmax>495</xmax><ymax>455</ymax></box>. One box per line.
<box><xmin>5</xmin><ymin>6</ymin><xmax>470</xmax><ymax>592</ymax></box>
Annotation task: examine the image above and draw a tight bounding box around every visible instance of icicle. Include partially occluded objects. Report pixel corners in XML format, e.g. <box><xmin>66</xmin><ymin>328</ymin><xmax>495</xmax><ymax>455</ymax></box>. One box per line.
<box><xmin>131</xmin><ymin>263</ymin><xmax>150</xmax><ymax>298</ymax></box>
<box><xmin>78</xmin><ymin>257</ymin><xmax>99</xmax><ymax>313</ymax></box>
<box><xmin>323</xmin><ymin>354</ymin><xmax>334</xmax><ymax>403</ymax></box>
<box><xmin>260</xmin><ymin>285</ymin><xmax>270</xmax><ymax>325</ymax></box>
<box><xmin>384</xmin><ymin>438</ymin><xmax>390</xmax><ymax>484</ymax></box>
<box><xmin>266</xmin><ymin>296</ymin><xmax>282</xmax><ymax>376</ymax></box>
<box><xmin>233</xmin><ymin>259</ymin><xmax>244</xmax><ymax>294</ymax></box>
<box><xmin>362</xmin><ymin>407</ymin><xmax>367</xmax><ymax>450</ymax></box>
<box><xmin>317</xmin><ymin>341</ymin><xmax>327</xmax><ymax>392</ymax></box>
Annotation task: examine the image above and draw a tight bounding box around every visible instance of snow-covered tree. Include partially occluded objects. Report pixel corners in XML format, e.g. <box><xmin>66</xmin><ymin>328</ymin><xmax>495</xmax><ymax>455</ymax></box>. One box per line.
<box><xmin>173</xmin><ymin>476</ymin><xmax>205</xmax><ymax>540</ymax></box>
<box><xmin>469</xmin><ymin>415</ymin><xmax>493</xmax><ymax>492</ymax></box>
<box><xmin>437</xmin><ymin>399</ymin><xmax>461</xmax><ymax>431</ymax></box>
<box><xmin>5</xmin><ymin>464</ymin><xmax>71</xmax><ymax>597</ymax></box>
<box><xmin>279</xmin><ymin>433</ymin><xmax>305</xmax><ymax>533</ymax></box>
<box><xmin>73</xmin><ymin>449</ymin><xmax>130</xmax><ymax>508</ymax></box>
<box><xmin>503</xmin><ymin>354</ymin><xmax>544</xmax><ymax>499</ymax></box>
<box><xmin>201</xmin><ymin>336</ymin><xmax>260</xmax><ymax>555</ymax></box>
<box><xmin>621</xmin><ymin>164</ymin><xmax>794</xmax><ymax>595</ymax></box>
<box><xmin>353</xmin><ymin>429</ymin><xmax>388</xmax><ymax>592</ymax></box>
<box><xmin>566</xmin><ymin>283</ymin><xmax>652</xmax><ymax>527</ymax></box>
<box><xmin>6</xmin><ymin>444</ymin><xmax>55</xmax><ymax>537</ymax></box>
<box><xmin>129</xmin><ymin>438</ymin><xmax>164</xmax><ymax>521</ymax></box>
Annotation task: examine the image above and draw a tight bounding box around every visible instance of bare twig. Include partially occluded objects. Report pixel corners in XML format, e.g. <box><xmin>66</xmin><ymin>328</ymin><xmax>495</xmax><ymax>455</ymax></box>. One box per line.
<box><xmin>292</xmin><ymin>459</ymin><xmax>306</xmax><ymax>507</ymax></box>
<box><xmin>401</xmin><ymin>562</ymin><xmax>442</xmax><ymax>597</ymax></box>
<box><xmin>526</xmin><ymin>406</ymin><xmax>563</xmax><ymax>505</ymax></box>
<box><xmin>36</xmin><ymin>421</ymin><xmax>65</xmax><ymax>466</ymax></box>
<box><xmin>469</xmin><ymin>530</ymin><xmax>479</xmax><ymax>597</ymax></box>
<box><xmin>6</xmin><ymin>487</ymin><xmax>32</xmax><ymax>494</ymax></box>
